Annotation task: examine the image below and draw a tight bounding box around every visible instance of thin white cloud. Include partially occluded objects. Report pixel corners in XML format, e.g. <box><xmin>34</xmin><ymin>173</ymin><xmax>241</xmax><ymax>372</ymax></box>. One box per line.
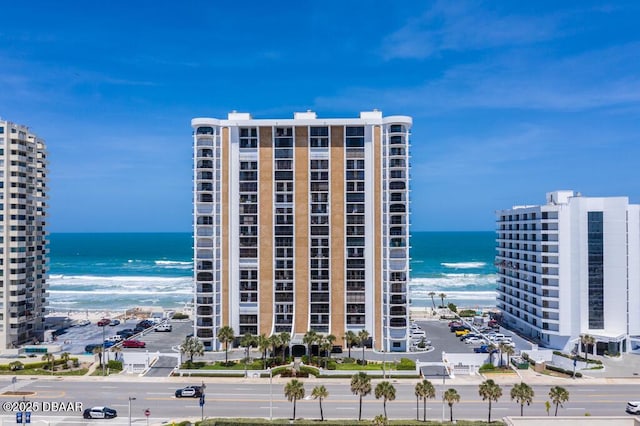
<box><xmin>380</xmin><ymin>0</ymin><xmax>560</xmax><ymax>60</ymax></box>
<box><xmin>317</xmin><ymin>42</ymin><xmax>640</xmax><ymax>113</ymax></box>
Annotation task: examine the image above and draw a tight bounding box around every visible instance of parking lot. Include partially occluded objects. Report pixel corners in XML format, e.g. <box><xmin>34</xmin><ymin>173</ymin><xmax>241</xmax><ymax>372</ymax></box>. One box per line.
<box><xmin>406</xmin><ymin>318</ymin><xmax>523</xmax><ymax>361</ymax></box>
<box><xmin>52</xmin><ymin>319</ymin><xmax>192</xmax><ymax>355</ymax></box>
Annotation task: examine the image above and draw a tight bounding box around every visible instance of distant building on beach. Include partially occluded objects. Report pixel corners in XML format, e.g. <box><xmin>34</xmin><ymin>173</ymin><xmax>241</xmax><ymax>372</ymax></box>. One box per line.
<box><xmin>192</xmin><ymin>110</ymin><xmax>411</xmax><ymax>352</ymax></box>
<box><xmin>0</xmin><ymin>119</ymin><xmax>48</xmax><ymax>349</ymax></box>
<box><xmin>496</xmin><ymin>190</ymin><xmax>640</xmax><ymax>354</ymax></box>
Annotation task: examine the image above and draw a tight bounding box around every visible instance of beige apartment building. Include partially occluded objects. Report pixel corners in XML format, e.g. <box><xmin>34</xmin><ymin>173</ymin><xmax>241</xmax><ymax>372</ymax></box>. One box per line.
<box><xmin>0</xmin><ymin>119</ymin><xmax>48</xmax><ymax>349</ymax></box>
<box><xmin>192</xmin><ymin>110</ymin><xmax>411</xmax><ymax>352</ymax></box>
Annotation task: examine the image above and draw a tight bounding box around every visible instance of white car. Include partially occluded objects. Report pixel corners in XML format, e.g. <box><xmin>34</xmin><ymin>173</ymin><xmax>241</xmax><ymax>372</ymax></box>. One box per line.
<box><xmin>465</xmin><ymin>337</ymin><xmax>484</xmax><ymax>345</ymax></box>
<box><xmin>627</xmin><ymin>401</ymin><xmax>640</xmax><ymax>414</ymax></box>
<box><xmin>155</xmin><ymin>323</ymin><xmax>172</xmax><ymax>332</ymax></box>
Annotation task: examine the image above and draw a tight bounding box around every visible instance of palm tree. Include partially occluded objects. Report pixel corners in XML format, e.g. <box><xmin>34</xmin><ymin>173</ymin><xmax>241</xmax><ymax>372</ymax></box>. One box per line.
<box><xmin>311</xmin><ymin>385</ymin><xmax>329</xmax><ymax>421</ymax></box>
<box><xmin>444</xmin><ymin>388</ymin><xmax>460</xmax><ymax>422</ymax></box>
<box><xmin>581</xmin><ymin>334</ymin><xmax>596</xmax><ymax>362</ymax></box>
<box><xmin>439</xmin><ymin>292</ymin><xmax>447</xmax><ymax>308</ymax></box>
<box><xmin>549</xmin><ymin>386</ymin><xmax>569</xmax><ymax>416</ymax></box>
<box><xmin>60</xmin><ymin>352</ymin><xmax>70</xmax><ymax>369</ymax></box>
<box><xmin>375</xmin><ymin>381</ymin><xmax>396</xmax><ymax>419</ymax></box>
<box><xmin>325</xmin><ymin>334</ymin><xmax>336</xmax><ymax>358</ymax></box>
<box><xmin>478</xmin><ymin>379</ymin><xmax>502</xmax><ymax>423</ymax></box>
<box><xmin>284</xmin><ymin>379</ymin><xmax>305</xmax><ymax>420</ymax></box>
<box><xmin>42</xmin><ymin>353</ymin><xmax>55</xmax><ymax>373</ymax></box>
<box><xmin>180</xmin><ymin>336</ymin><xmax>205</xmax><ymax>364</ymax></box>
<box><xmin>428</xmin><ymin>291</ymin><xmax>436</xmax><ymax>310</ymax></box>
<box><xmin>279</xmin><ymin>331</ymin><xmax>291</xmax><ymax>363</ymax></box>
<box><xmin>257</xmin><ymin>334</ymin><xmax>270</xmax><ymax>368</ymax></box>
<box><xmin>502</xmin><ymin>344</ymin><xmax>515</xmax><ymax>367</ymax></box>
<box><xmin>498</xmin><ymin>342</ymin><xmax>512</xmax><ymax>367</ymax></box>
<box><xmin>240</xmin><ymin>333</ymin><xmax>255</xmax><ymax>361</ymax></box>
<box><xmin>350</xmin><ymin>372</ymin><xmax>372</xmax><ymax>421</ymax></box>
<box><xmin>344</xmin><ymin>331</ymin><xmax>358</xmax><ymax>358</ymax></box>
<box><xmin>217</xmin><ymin>326</ymin><xmax>235</xmax><ymax>364</ymax></box>
<box><xmin>358</xmin><ymin>329</ymin><xmax>370</xmax><ymax>365</ymax></box>
<box><xmin>110</xmin><ymin>345</ymin><xmax>122</xmax><ymax>364</ymax></box>
<box><xmin>510</xmin><ymin>382</ymin><xmax>534</xmax><ymax>416</ymax></box>
<box><xmin>303</xmin><ymin>330</ymin><xmax>318</xmax><ymax>360</ymax></box>
<box><xmin>320</xmin><ymin>337</ymin><xmax>332</xmax><ymax>369</ymax></box>
<box><xmin>414</xmin><ymin>379</ymin><xmax>435</xmax><ymax>422</ymax></box>
<box><xmin>92</xmin><ymin>346</ymin><xmax>104</xmax><ymax>368</ymax></box>
<box><xmin>269</xmin><ymin>334</ymin><xmax>281</xmax><ymax>360</ymax></box>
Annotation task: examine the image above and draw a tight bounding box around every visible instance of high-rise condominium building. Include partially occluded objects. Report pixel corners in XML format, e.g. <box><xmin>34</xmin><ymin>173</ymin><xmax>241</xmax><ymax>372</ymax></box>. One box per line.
<box><xmin>192</xmin><ymin>110</ymin><xmax>411</xmax><ymax>352</ymax></box>
<box><xmin>496</xmin><ymin>190</ymin><xmax>640</xmax><ymax>354</ymax></box>
<box><xmin>0</xmin><ymin>119</ymin><xmax>48</xmax><ymax>349</ymax></box>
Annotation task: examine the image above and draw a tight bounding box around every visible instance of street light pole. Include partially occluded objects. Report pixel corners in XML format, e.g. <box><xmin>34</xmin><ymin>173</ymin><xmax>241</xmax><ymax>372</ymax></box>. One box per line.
<box><xmin>128</xmin><ymin>396</ymin><xmax>136</xmax><ymax>426</ymax></box>
<box><xmin>441</xmin><ymin>366</ymin><xmax>446</xmax><ymax>423</ymax></box>
<box><xmin>268</xmin><ymin>367</ymin><xmax>273</xmax><ymax>421</ymax></box>
<box><xmin>102</xmin><ymin>325</ymin><xmax>106</xmax><ymax>376</ymax></box>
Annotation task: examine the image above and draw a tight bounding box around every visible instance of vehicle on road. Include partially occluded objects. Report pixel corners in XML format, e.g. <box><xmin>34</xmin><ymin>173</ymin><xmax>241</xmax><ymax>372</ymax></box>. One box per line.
<box><xmin>175</xmin><ymin>386</ymin><xmax>203</xmax><ymax>398</ymax></box>
<box><xmin>77</xmin><ymin>319</ymin><xmax>91</xmax><ymax>326</ymax></box>
<box><xmin>122</xmin><ymin>339</ymin><xmax>145</xmax><ymax>348</ymax></box>
<box><xmin>627</xmin><ymin>401</ymin><xmax>640</xmax><ymax>414</ymax></box>
<box><xmin>155</xmin><ymin>323</ymin><xmax>172</xmax><ymax>332</ymax></box>
<box><xmin>83</xmin><ymin>406</ymin><xmax>117</xmax><ymax>419</ymax></box>
<box><xmin>97</xmin><ymin>318</ymin><xmax>111</xmax><ymax>327</ymax></box>
<box><xmin>109</xmin><ymin>319</ymin><xmax>121</xmax><ymax>326</ymax></box>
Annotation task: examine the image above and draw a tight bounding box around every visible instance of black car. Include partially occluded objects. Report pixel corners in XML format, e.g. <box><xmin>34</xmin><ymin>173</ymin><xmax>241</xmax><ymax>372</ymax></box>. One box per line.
<box><xmin>83</xmin><ymin>406</ymin><xmax>117</xmax><ymax>419</ymax></box>
<box><xmin>175</xmin><ymin>386</ymin><xmax>203</xmax><ymax>398</ymax></box>
<box><xmin>117</xmin><ymin>329</ymin><xmax>135</xmax><ymax>338</ymax></box>
<box><xmin>137</xmin><ymin>320</ymin><xmax>154</xmax><ymax>328</ymax></box>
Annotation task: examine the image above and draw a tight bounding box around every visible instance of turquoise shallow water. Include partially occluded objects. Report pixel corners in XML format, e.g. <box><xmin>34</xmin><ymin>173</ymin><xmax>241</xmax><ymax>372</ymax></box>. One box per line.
<box><xmin>48</xmin><ymin>231</ymin><xmax>497</xmax><ymax>312</ymax></box>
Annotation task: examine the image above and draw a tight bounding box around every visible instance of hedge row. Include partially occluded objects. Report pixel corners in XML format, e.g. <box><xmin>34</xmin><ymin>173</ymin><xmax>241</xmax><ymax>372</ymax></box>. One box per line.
<box><xmin>553</xmin><ymin>350</ymin><xmax>602</xmax><ymax>364</ymax></box>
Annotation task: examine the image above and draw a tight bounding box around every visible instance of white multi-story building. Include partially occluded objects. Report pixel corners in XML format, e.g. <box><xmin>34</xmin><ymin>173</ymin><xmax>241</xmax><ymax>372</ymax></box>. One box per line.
<box><xmin>192</xmin><ymin>110</ymin><xmax>411</xmax><ymax>352</ymax></box>
<box><xmin>496</xmin><ymin>190</ymin><xmax>640</xmax><ymax>354</ymax></box>
<box><xmin>0</xmin><ymin>119</ymin><xmax>48</xmax><ymax>349</ymax></box>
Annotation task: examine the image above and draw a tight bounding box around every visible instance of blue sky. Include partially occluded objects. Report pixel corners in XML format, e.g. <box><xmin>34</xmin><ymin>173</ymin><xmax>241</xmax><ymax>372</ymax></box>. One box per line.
<box><xmin>1</xmin><ymin>1</ymin><xmax>639</xmax><ymax>232</ymax></box>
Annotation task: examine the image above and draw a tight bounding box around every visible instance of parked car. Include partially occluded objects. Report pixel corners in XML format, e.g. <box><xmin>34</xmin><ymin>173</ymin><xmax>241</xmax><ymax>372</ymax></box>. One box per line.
<box><xmin>155</xmin><ymin>323</ymin><xmax>172</xmax><ymax>332</ymax></box>
<box><xmin>83</xmin><ymin>406</ymin><xmax>117</xmax><ymax>419</ymax></box>
<box><xmin>97</xmin><ymin>318</ymin><xmax>111</xmax><ymax>327</ymax></box>
<box><xmin>410</xmin><ymin>330</ymin><xmax>426</xmax><ymax>338</ymax></box>
<box><xmin>460</xmin><ymin>333</ymin><xmax>480</xmax><ymax>341</ymax></box>
<box><xmin>627</xmin><ymin>401</ymin><xmax>640</xmax><ymax>414</ymax></box>
<box><xmin>455</xmin><ymin>329</ymin><xmax>470</xmax><ymax>337</ymax></box>
<box><xmin>137</xmin><ymin>320</ymin><xmax>154</xmax><ymax>328</ymax></box>
<box><xmin>116</xmin><ymin>329</ymin><xmax>135</xmax><ymax>337</ymax></box>
<box><xmin>84</xmin><ymin>344</ymin><xmax>102</xmax><ymax>353</ymax></box>
<box><xmin>465</xmin><ymin>337</ymin><xmax>485</xmax><ymax>345</ymax></box>
<box><xmin>102</xmin><ymin>341</ymin><xmax>115</xmax><ymax>349</ymax></box>
<box><xmin>122</xmin><ymin>339</ymin><xmax>145</xmax><ymax>348</ymax></box>
<box><xmin>474</xmin><ymin>345</ymin><xmax>498</xmax><ymax>354</ymax></box>
<box><xmin>175</xmin><ymin>386</ymin><xmax>203</xmax><ymax>398</ymax></box>
<box><xmin>109</xmin><ymin>319</ymin><xmax>121</xmax><ymax>326</ymax></box>
<box><xmin>77</xmin><ymin>319</ymin><xmax>91</xmax><ymax>326</ymax></box>
<box><xmin>105</xmin><ymin>335</ymin><xmax>122</xmax><ymax>343</ymax></box>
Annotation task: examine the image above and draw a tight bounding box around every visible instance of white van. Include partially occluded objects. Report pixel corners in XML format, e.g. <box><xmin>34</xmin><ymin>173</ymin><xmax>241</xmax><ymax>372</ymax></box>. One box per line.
<box><xmin>155</xmin><ymin>323</ymin><xmax>172</xmax><ymax>332</ymax></box>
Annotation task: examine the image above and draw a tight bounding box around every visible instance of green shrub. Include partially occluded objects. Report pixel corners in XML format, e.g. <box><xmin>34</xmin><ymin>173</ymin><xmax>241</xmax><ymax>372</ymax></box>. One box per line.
<box><xmin>326</xmin><ymin>360</ymin><xmax>337</xmax><ymax>370</ymax></box>
<box><xmin>342</xmin><ymin>357</ymin><xmax>355</xmax><ymax>364</ymax></box>
<box><xmin>107</xmin><ymin>360</ymin><xmax>123</xmax><ymax>371</ymax></box>
<box><xmin>448</xmin><ymin>303</ymin><xmax>457</xmax><ymax>313</ymax></box>
<box><xmin>479</xmin><ymin>363</ymin><xmax>495</xmax><ymax>372</ymax></box>
<box><xmin>546</xmin><ymin>364</ymin><xmax>582</xmax><ymax>377</ymax></box>
<box><xmin>397</xmin><ymin>358</ymin><xmax>416</xmax><ymax>370</ymax></box>
<box><xmin>458</xmin><ymin>309</ymin><xmax>476</xmax><ymax>317</ymax></box>
<box><xmin>172</xmin><ymin>312</ymin><xmax>189</xmax><ymax>320</ymax></box>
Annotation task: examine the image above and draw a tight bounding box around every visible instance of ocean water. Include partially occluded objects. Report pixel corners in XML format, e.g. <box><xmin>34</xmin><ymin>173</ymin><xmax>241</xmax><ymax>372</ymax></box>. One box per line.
<box><xmin>48</xmin><ymin>232</ymin><xmax>497</xmax><ymax>313</ymax></box>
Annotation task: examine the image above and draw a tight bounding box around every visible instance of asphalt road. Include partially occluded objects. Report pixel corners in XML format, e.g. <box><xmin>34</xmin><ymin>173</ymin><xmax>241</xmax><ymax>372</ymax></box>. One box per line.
<box><xmin>1</xmin><ymin>377</ymin><xmax>639</xmax><ymax>424</ymax></box>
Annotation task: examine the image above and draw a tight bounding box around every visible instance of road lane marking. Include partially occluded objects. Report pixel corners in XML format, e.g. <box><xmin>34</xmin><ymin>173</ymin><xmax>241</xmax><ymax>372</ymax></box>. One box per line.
<box><xmin>335</xmin><ymin>407</ymin><xmax>355</xmax><ymax>410</ymax></box>
<box><xmin>567</xmin><ymin>408</ymin><xmax>584</xmax><ymax>410</ymax></box>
